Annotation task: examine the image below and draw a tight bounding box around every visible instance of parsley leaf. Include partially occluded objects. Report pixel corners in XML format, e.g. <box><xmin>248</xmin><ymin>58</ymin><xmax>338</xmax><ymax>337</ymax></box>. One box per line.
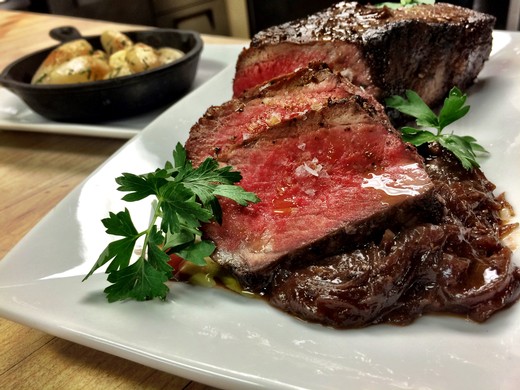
<box><xmin>385</xmin><ymin>87</ymin><xmax>488</xmax><ymax>170</ymax></box>
<box><xmin>104</xmin><ymin>257</ymin><xmax>170</xmax><ymax>302</ymax></box>
<box><xmin>83</xmin><ymin>143</ymin><xmax>260</xmax><ymax>301</ymax></box>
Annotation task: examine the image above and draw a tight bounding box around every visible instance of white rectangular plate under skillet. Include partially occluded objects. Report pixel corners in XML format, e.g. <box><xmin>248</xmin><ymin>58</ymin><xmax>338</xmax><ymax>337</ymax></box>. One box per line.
<box><xmin>0</xmin><ymin>44</ymin><xmax>245</xmax><ymax>138</ymax></box>
<box><xmin>0</xmin><ymin>31</ymin><xmax>519</xmax><ymax>390</ymax></box>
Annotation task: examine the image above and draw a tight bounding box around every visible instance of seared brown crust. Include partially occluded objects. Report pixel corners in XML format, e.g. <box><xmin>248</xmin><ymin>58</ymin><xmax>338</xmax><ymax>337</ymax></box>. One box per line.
<box><xmin>249</xmin><ymin>2</ymin><xmax>493</xmax><ymax>46</ymax></box>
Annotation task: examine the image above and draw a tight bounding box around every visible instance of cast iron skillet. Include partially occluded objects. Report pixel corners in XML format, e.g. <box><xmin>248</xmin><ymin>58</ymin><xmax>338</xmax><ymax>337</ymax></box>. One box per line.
<box><xmin>0</xmin><ymin>26</ymin><xmax>203</xmax><ymax>123</ymax></box>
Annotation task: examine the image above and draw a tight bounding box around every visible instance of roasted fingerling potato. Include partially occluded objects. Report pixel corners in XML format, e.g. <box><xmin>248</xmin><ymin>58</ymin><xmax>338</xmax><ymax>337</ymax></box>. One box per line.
<box><xmin>42</xmin><ymin>54</ymin><xmax>111</xmax><ymax>84</ymax></box>
<box><xmin>125</xmin><ymin>43</ymin><xmax>161</xmax><ymax>73</ymax></box>
<box><xmin>31</xmin><ymin>39</ymin><xmax>93</xmax><ymax>84</ymax></box>
<box><xmin>101</xmin><ymin>30</ymin><xmax>133</xmax><ymax>56</ymax></box>
<box><xmin>157</xmin><ymin>47</ymin><xmax>185</xmax><ymax>65</ymax></box>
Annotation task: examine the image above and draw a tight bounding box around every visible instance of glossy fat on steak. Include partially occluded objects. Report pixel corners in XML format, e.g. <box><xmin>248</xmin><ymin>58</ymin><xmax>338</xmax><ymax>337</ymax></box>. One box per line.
<box><xmin>186</xmin><ymin>67</ymin><xmax>436</xmax><ymax>288</ymax></box>
<box><xmin>233</xmin><ymin>2</ymin><xmax>495</xmax><ymax>106</ymax></box>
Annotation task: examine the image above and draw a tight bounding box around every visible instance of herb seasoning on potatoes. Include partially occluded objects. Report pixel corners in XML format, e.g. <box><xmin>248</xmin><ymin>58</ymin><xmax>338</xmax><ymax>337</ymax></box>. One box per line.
<box><xmin>31</xmin><ymin>30</ymin><xmax>185</xmax><ymax>85</ymax></box>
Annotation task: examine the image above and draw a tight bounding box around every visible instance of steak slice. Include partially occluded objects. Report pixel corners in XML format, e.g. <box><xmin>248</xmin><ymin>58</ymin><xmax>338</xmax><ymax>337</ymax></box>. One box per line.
<box><xmin>186</xmin><ymin>67</ymin><xmax>436</xmax><ymax>289</ymax></box>
<box><xmin>233</xmin><ymin>2</ymin><xmax>495</xmax><ymax>106</ymax></box>
<box><xmin>186</xmin><ymin>64</ymin><xmax>387</xmax><ymax>166</ymax></box>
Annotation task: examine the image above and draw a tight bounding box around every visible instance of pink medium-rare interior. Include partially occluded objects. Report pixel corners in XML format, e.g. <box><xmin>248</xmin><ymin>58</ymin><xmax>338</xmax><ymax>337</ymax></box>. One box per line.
<box><xmin>233</xmin><ymin>42</ymin><xmax>374</xmax><ymax>98</ymax></box>
<box><xmin>203</xmin><ymin>122</ymin><xmax>432</xmax><ymax>273</ymax></box>
<box><xmin>188</xmin><ymin>67</ymin><xmax>373</xmax><ymax>165</ymax></box>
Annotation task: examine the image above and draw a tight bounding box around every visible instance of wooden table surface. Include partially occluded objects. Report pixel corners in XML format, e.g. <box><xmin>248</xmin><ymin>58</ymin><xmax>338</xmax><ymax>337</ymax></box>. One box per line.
<box><xmin>0</xmin><ymin>9</ymin><xmax>247</xmax><ymax>389</ymax></box>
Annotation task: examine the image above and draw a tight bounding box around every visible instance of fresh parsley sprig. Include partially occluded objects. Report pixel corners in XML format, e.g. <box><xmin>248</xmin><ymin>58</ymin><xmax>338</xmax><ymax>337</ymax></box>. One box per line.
<box><xmin>83</xmin><ymin>143</ymin><xmax>259</xmax><ymax>302</ymax></box>
<box><xmin>385</xmin><ymin>87</ymin><xmax>488</xmax><ymax>170</ymax></box>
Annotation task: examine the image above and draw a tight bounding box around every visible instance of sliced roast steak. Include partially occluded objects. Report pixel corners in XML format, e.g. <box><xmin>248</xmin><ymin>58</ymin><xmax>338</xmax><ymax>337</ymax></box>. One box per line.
<box><xmin>233</xmin><ymin>2</ymin><xmax>495</xmax><ymax>106</ymax></box>
<box><xmin>186</xmin><ymin>67</ymin><xmax>436</xmax><ymax>289</ymax></box>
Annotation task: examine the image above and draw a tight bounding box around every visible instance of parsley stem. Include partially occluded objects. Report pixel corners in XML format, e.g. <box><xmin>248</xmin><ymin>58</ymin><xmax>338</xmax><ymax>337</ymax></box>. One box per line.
<box><xmin>140</xmin><ymin>199</ymin><xmax>163</xmax><ymax>257</ymax></box>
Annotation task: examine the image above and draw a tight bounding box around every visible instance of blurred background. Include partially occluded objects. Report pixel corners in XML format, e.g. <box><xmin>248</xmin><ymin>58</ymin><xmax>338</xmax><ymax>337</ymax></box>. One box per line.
<box><xmin>2</xmin><ymin>0</ymin><xmax>519</xmax><ymax>37</ymax></box>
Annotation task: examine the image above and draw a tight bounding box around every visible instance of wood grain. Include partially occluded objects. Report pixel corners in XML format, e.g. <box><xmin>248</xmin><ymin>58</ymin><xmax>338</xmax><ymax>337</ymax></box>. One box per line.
<box><xmin>0</xmin><ymin>9</ymin><xmax>247</xmax><ymax>390</ymax></box>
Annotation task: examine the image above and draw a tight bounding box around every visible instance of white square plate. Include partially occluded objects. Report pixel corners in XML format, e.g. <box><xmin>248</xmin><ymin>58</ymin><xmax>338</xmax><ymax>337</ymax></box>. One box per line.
<box><xmin>0</xmin><ymin>32</ymin><xmax>519</xmax><ymax>390</ymax></box>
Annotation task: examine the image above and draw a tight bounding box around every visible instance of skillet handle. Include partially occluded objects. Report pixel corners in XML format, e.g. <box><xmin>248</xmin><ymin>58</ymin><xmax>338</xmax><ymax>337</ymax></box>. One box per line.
<box><xmin>49</xmin><ymin>26</ymin><xmax>83</xmax><ymax>43</ymax></box>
